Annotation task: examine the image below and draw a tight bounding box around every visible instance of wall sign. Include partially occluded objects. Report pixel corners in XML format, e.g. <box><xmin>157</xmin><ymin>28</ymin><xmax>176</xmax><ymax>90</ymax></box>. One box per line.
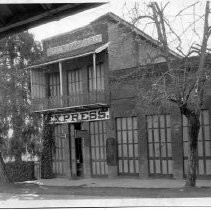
<box><xmin>49</xmin><ymin>108</ymin><xmax>109</xmax><ymax>124</ymax></box>
<box><xmin>47</xmin><ymin>34</ymin><xmax>102</xmax><ymax>56</ymax></box>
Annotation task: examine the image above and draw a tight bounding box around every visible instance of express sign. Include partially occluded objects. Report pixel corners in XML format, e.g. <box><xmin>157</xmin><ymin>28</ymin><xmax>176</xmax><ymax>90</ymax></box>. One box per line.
<box><xmin>49</xmin><ymin>109</ymin><xmax>109</xmax><ymax>124</ymax></box>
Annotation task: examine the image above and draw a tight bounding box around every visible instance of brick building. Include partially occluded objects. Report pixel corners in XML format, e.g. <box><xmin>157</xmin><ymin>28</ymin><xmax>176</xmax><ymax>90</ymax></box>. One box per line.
<box><xmin>29</xmin><ymin>13</ymin><xmax>211</xmax><ymax>179</ymax></box>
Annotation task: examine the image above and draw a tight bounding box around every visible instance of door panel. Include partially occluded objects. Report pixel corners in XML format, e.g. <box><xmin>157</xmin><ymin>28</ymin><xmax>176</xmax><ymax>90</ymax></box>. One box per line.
<box><xmin>90</xmin><ymin>121</ymin><xmax>108</xmax><ymax>176</ymax></box>
<box><xmin>116</xmin><ymin>117</ymin><xmax>139</xmax><ymax>175</ymax></box>
<box><xmin>52</xmin><ymin>125</ymin><xmax>66</xmax><ymax>176</ymax></box>
<box><xmin>147</xmin><ymin>114</ymin><xmax>173</xmax><ymax>176</ymax></box>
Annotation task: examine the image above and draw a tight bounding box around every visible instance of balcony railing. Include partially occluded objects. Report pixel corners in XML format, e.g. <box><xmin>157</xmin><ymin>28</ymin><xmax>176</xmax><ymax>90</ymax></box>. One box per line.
<box><xmin>31</xmin><ymin>90</ymin><xmax>108</xmax><ymax>112</ymax></box>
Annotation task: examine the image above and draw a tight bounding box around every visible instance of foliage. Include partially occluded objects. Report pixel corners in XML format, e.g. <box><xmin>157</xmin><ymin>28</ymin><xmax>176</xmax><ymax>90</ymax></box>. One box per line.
<box><xmin>5</xmin><ymin>161</ymin><xmax>35</xmax><ymax>182</ymax></box>
<box><xmin>0</xmin><ymin>31</ymin><xmax>42</xmax><ymax>162</ymax></box>
<box><xmin>41</xmin><ymin>113</ymin><xmax>55</xmax><ymax>179</ymax></box>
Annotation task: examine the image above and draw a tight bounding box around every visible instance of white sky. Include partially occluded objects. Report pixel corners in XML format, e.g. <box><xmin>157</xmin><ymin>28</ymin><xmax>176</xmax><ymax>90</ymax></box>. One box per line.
<box><xmin>29</xmin><ymin>0</ymin><xmax>210</xmax><ymax>54</ymax></box>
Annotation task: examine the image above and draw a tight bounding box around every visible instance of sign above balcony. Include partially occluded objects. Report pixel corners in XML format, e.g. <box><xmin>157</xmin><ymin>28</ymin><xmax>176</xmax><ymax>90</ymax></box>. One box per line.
<box><xmin>47</xmin><ymin>34</ymin><xmax>102</xmax><ymax>57</ymax></box>
<box><xmin>49</xmin><ymin>108</ymin><xmax>109</xmax><ymax>124</ymax></box>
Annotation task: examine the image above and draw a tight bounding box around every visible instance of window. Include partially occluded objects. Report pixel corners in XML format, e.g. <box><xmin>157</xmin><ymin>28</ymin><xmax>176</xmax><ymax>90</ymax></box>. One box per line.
<box><xmin>67</xmin><ymin>69</ymin><xmax>82</xmax><ymax>95</ymax></box>
<box><xmin>88</xmin><ymin>63</ymin><xmax>104</xmax><ymax>91</ymax></box>
<box><xmin>67</xmin><ymin>69</ymin><xmax>83</xmax><ymax>106</ymax></box>
<box><xmin>116</xmin><ymin>117</ymin><xmax>139</xmax><ymax>175</ymax></box>
<box><xmin>147</xmin><ymin>114</ymin><xmax>172</xmax><ymax>175</ymax></box>
<box><xmin>31</xmin><ymin>69</ymin><xmax>46</xmax><ymax>99</ymax></box>
<box><xmin>49</xmin><ymin>72</ymin><xmax>60</xmax><ymax>97</ymax></box>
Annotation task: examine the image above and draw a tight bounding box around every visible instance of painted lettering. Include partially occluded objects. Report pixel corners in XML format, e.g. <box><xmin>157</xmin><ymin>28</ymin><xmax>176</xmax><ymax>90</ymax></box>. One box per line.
<box><xmin>71</xmin><ymin>113</ymin><xmax>79</xmax><ymax>122</ymax></box>
<box><xmin>81</xmin><ymin>112</ymin><xmax>89</xmax><ymax>120</ymax></box>
<box><xmin>49</xmin><ymin>108</ymin><xmax>109</xmax><ymax>124</ymax></box>
<box><xmin>47</xmin><ymin>34</ymin><xmax>102</xmax><ymax>56</ymax></box>
<box><xmin>90</xmin><ymin>111</ymin><xmax>97</xmax><ymax>120</ymax></box>
<box><xmin>98</xmin><ymin>110</ymin><xmax>106</xmax><ymax>119</ymax></box>
<box><xmin>63</xmin><ymin>114</ymin><xmax>70</xmax><ymax>121</ymax></box>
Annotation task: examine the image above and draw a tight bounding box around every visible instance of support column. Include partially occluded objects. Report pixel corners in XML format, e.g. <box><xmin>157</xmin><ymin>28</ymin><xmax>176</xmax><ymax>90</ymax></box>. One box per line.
<box><xmin>59</xmin><ymin>62</ymin><xmax>63</xmax><ymax>96</ymax></box>
<box><xmin>63</xmin><ymin>123</ymin><xmax>71</xmax><ymax>178</ymax></box>
<box><xmin>106</xmin><ymin>112</ymin><xmax>118</xmax><ymax>178</ymax></box>
<box><xmin>138</xmin><ymin>113</ymin><xmax>149</xmax><ymax>178</ymax></box>
<box><xmin>171</xmin><ymin>107</ymin><xmax>184</xmax><ymax>179</ymax></box>
<box><xmin>82</xmin><ymin>122</ymin><xmax>91</xmax><ymax>178</ymax></box>
<box><xmin>59</xmin><ymin>62</ymin><xmax>63</xmax><ymax>106</ymax></box>
<box><xmin>93</xmin><ymin>53</ymin><xmax>97</xmax><ymax>90</ymax></box>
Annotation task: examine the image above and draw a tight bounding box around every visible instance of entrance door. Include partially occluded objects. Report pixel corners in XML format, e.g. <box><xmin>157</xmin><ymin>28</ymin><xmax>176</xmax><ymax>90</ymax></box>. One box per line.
<box><xmin>75</xmin><ymin>137</ymin><xmax>83</xmax><ymax>176</ymax></box>
<box><xmin>52</xmin><ymin>124</ymin><xmax>66</xmax><ymax>176</ymax></box>
<box><xmin>69</xmin><ymin>123</ymin><xmax>84</xmax><ymax>177</ymax></box>
<box><xmin>116</xmin><ymin>117</ymin><xmax>139</xmax><ymax>175</ymax></box>
<box><xmin>147</xmin><ymin>114</ymin><xmax>173</xmax><ymax>176</ymax></box>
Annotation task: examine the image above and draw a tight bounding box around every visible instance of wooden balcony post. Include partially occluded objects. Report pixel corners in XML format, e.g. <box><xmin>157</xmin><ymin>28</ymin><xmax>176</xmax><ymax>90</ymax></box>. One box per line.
<box><xmin>93</xmin><ymin>53</ymin><xmax>97</xmax><ymax>90</ymax></box>
<box><xmin>59</xmin><ymin>62</ymin><xmax>63</xmax><ymax>96</ymax></box>
<box><xmin>59</xmin><ymin>62</ymin><xmax>63</xmax><ymax>106</ymax></box>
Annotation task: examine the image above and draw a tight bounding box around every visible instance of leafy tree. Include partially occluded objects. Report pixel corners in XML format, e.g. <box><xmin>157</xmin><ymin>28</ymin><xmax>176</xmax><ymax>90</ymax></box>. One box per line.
<box><xmin>0</xmin><ymin>31</ymin><xmax>42</xmax><ymax>182</ymax></box>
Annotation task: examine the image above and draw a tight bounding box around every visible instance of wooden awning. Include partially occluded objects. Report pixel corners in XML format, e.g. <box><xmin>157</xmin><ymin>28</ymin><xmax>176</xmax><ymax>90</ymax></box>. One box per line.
<box><xmin>27</xmin><ymin>42</ymin><xmax>109</xmax><ymax>69</ymax></box>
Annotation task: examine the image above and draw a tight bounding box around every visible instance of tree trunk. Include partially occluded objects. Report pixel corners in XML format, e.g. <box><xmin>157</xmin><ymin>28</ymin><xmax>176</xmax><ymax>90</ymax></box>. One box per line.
<box><xmin>0</xmin><ymin>153</ymin><xmax>9</xmax><ymax>183</ymax></box>
<box><xmin>15</xmin><ymin>153</ymin><xmax>22</xmax><ymax>163</ymax></box>
<box><xmin>185</xmin><ymin>113</ymin><xmax>200</xmax><ymax>187</ymax></box>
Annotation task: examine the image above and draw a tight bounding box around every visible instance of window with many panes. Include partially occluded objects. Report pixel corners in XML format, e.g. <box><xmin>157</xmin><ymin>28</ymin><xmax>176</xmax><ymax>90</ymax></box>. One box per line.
<box><xmin>116</xmin><ymin>117</ymin><xmax>139</xmax><ymax>175</ymax></box>
<box><xmin>48</xmin><ymin>72</ymin><xmax>60</xmax><ymax>97</ymax></box>
<box><xmin>88</xmin><ymin>63</ymin><xmax>104</xmax><ymax>91</ymax></box>
<box><xmin>183</xmin><ymin>110</ymin><xmax>211</xmax><ymax>175</ymax></box>
<box><xmin>146</xmin><ymin>114</ymin><xmax>172</xmax><ymax>175</ymax></box>
<box><xmin>67</xmin><ymin>69</ymin><xmax>82</xmax><ymax>95</ymax></box>
<box><xmin>67</xmin><ymin>69</ymin><xmax>83</xmax><ymax>106</ymax></box>
<box><xmin>31</xmin><ymin>70</ymin><xmax>46</xmax><ymax>99</ymax></box>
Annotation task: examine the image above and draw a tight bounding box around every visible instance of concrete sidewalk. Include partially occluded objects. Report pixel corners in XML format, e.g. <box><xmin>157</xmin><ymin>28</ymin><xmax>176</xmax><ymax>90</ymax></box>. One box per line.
<box><xmin>29</xmin><ymin>177</ymin><xmax>211</xmax><ymax>188</ymax></box>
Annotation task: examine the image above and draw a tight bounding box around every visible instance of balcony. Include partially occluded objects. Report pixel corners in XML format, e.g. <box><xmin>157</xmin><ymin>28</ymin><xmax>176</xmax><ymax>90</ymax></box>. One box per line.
<box><xmin>31</xmin><ymin>90</ymin><xmax>108</xmax><ymax>112</ymax></box>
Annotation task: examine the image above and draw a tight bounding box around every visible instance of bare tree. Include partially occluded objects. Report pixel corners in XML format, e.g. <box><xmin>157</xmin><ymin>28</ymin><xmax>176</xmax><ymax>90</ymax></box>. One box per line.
<box><xmin>114</xmin><ymin>1</ymin><xmax>211</xmax><ymax>186</ymax></box>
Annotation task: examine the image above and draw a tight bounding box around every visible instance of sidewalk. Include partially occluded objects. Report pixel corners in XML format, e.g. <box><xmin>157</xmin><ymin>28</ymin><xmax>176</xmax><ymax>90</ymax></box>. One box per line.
<box><xmin>30</xmin><ymin>177</ymin><xmax>211</xmax><ymax>188</ymax></box>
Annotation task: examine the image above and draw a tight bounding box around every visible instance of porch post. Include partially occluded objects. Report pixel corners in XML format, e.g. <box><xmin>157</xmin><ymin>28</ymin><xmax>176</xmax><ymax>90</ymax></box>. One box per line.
<box><xmin>59</xmin><ymin>62</ymin><xmax>63</xmax><ymax>96</ymax></box>
<box><xmin>59</xmin><ymin>62</ymin><xmax>63</xmax><ymax>106</ymax></box>
<box><xmin>93</xmin><ymin>53</ymin><xmax>97</xmax><ymax>90</ymax></box>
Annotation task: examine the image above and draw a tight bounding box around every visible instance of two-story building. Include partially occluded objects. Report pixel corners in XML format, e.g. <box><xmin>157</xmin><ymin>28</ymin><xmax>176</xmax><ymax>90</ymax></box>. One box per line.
<box><xmin>29</xmin><ymin>12</ymin><xmax>211</xmax><ymax>179</ymax></box>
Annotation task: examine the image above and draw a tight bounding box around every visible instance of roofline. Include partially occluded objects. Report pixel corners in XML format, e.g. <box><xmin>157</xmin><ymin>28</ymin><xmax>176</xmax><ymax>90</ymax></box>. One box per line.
<box><xmin>41</xmin><ymin>11</ymin><xmax>182</xmax><ymax>58</ymax></box>
<box><xmin>27</xmin><ymin>51</ymin><xmax>94</xmax><ymax>69</ymax></box>
<box><xmin>95</xmin><ymin>12</ymin><xmax>182</xmax><ymax>58</ymax></box>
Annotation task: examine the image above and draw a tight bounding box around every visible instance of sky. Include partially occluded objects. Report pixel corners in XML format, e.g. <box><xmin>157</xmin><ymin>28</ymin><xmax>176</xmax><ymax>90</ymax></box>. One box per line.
<box><xmin>29</xmin><ymin>0</ymin><xmax>209</xmax><ymax>54</ymax></box>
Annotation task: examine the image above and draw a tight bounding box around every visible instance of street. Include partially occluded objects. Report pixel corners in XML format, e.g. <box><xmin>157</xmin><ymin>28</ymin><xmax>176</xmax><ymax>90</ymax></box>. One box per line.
<box><xmin>1</xmin><ymin>183</ymin><xmax>211</xmax><ymax>208</ymax></box>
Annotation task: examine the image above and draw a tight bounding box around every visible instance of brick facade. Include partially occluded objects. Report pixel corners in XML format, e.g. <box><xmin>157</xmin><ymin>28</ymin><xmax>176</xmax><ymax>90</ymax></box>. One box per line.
<box><xmin>30</xmin><ymin>12</ymin><xmax>211</xmax><ymax>180</ymax></box>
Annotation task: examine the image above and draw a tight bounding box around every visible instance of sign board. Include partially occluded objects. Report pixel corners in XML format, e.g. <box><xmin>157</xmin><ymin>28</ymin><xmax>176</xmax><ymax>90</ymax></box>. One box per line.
<box><xmin>47</xmin><ymin>34</ymin><xmax>102</xmax><ymax>56</ymax></box>
<box><xmin>49</xmin><ymin>108</ymin><xmax>109</xmax><ymax>124</ymax></box>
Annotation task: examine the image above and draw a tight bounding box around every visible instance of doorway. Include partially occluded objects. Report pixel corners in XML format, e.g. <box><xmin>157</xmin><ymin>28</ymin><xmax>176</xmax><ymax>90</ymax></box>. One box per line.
<box><xmin>74</xmin><ymin>123</ymin><xmax>83</xmax><ymax>177</ymax></box>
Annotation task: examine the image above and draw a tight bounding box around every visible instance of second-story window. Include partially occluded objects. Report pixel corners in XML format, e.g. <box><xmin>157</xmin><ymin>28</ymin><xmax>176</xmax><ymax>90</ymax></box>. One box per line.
<box><xmin>67</xmin><ymin>69</ymin><xmax>82</xmax><ymax>95</ymax></box>
<box><xmin>49</xmin><ymin>72</ymin><xmax>60</xmax><ymax>97</ymax></box>
<box><xmin>88</xmin><ymin>63</ymin><xmax>104</xmax><ymax>91</ymax></box>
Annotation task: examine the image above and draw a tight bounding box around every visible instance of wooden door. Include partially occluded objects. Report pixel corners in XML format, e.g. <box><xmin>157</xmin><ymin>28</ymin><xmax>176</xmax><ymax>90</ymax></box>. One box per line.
<box><xmin>89</xmin><ymin>121</ymin><xmax>108</xmax><ymax>176</ymax></box>
<box><xmin>147</xmin><ymin>114</ymin><xmax>173</xmax><ymax>176</ymax></box>
<box><xmin>116</xmin><ymin>117</ymin><xmax>139</xmax><ymax>175</ymax></box>
<box><xmin>52</xmin><ymin>125</ymin><xmax>66</xmax><ymax>176</ymax></box>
